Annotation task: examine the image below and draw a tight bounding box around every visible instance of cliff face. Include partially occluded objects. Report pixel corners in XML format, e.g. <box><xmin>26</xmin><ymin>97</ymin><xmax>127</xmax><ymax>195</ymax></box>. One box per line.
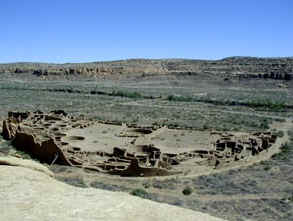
<box><xmin>1</xmin><ymin>57</ymin><xmax>293</xmax><ymax>80</ymax></box>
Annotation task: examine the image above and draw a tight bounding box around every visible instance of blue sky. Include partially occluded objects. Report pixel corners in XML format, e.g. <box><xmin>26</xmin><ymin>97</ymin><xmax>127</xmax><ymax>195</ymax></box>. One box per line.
<box><xmin>0</xmin><ymin>0</ymin><xmax>292</xmax><ymax>63</ymax></box>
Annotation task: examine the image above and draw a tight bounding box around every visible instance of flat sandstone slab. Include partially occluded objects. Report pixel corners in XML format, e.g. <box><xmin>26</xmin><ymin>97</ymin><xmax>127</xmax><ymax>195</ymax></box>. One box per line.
<box><xmin>0</xmin><ymin>163</ymin><xmax>226</xmax><ymax>221</ymax></box>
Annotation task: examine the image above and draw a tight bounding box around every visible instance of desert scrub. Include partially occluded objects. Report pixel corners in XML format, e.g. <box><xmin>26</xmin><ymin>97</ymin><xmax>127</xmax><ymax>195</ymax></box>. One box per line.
<box><xmin>182</xmin><ymin>186</ymin><xmax>193</xmax><ymax>195</ymax></box>
<box><xmin>13</xmin><ymin>150</ymin><xmax>40</xmax><ymax>163</ymax></box>
<box><xmin>271</xmin><ymin>129</ymin><xmax>293</xmax><ymax>161</ymax></box>
<box><xmin>259</xmin><ymin>119</ymin><xmax>270</xmax><ymax>130</ymax></box>
<box><xmin>152</xmin><ymin>179</ymin><xmax>177</xmax><ymax>190</ymax></box>
<box><xmin>166</xmin><ymin>94</ymin><xmax>291</xmax><ymax>112</ymax></box>
<box><xmin>273</xmin><ymin>130</ymin><xmax>285</xmax><ymax>138</ymax></box>
<box><xmin>167</xmin><ymin>94</ymin><xmax>193</xmax><ymax>102</ymax></box>
<box><xmin>142</xmin><ymin>182</ymin><xmax>151</xmax><ymax>189</ymax></box>
<box><xmin>259</xmin><ymin>160</ymin><xmax>272</xmax><ymax>171</ymax></box>
<box><xmin>57</xmin><ymin>176</ymin><xmax>87</xmax><ymax>188</ymax></box>
<box><xmin>272</xmin><ymin>142</ymin><xmax>291</xmax><ymax>161</ymax></box>
<box><xmin>111</xmin><ymin>90</ymin><xmax>142</xmax><ymax>99</ymax></box>
<box><xmin>14</xmin><ymin>150</ymin><xmax>31</xmax><ymax>159</ymax></box>
<box><xmin>130</xmin><ymin>188</ymin><xmax>149</xmax><ymax>199</ymax></box>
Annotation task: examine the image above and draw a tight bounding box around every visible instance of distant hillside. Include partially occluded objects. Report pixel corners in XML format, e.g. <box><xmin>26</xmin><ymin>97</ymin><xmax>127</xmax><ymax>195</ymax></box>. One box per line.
<box><xmin>1</xmin><ymin>57</ymin><xmax>293</xmax><ymax>80</ymax></box>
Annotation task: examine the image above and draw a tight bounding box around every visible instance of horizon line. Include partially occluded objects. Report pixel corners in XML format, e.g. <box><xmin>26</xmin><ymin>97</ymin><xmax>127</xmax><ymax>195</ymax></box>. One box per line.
<box><xmin>1</xmin><ymin>55</ymin><xmax>293</xmax><ymax>65</ymax></box>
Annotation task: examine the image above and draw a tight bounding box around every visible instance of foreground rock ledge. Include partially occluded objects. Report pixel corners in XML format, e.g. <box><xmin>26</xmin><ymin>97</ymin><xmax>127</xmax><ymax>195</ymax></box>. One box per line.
<box><xmin>0</xmin><ymin>161</ymin><xmax>226</xmax><ymax>221</ymax></box>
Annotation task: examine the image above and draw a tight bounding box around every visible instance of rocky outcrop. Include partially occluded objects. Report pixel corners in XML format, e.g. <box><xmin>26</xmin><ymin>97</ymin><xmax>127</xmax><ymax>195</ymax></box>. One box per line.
<box><xmin>0</xmin><ymin>163</ymin><xmax>226</xmax><ymax>221</ymax></box>
<box><xmin>0</xmin><ymin>156</ymin><xmax>54</xmax><ymax>177</ymax></box>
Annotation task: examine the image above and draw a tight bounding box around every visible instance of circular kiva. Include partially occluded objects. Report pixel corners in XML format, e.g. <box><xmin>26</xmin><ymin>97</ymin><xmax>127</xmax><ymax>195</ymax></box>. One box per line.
<box><xmin>131</xmin><ymin>128</ymin><xmax>153</xmax><ymax>134</ymax></box>
<box><xmin>65</xmin><ymin>136</ymin><xmax>85</xmax><ymax>141</ymax></box>
<box><xmin>61</xmin><ymin>142</ymin><xmax>69</xmax><ymax>146</ymax></box>
<box><xmin>33</xmin><ymin>127</ymin><xmax>46</xmax><ymax>130</ymax></box>
<box><xmin>54</xmin><ymin>137</ymin><xmax>62</xmax><ymax>141</ymax></box>
<box><xmin>58</xmin><ymin>124</ymin><xmax>68</xmax><ymax>128</ymax></box>
<box><xmin>54</xmin><ymin>132</ymin><xmax>67</xmax><ymax>137</ymax></box>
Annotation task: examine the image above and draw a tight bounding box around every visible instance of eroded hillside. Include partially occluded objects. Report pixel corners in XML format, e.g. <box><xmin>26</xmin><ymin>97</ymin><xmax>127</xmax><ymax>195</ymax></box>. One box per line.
<box><xmin>1</xmin><ymin>57</ymin><xmax>293</xmax><ymax>80</ymax></box>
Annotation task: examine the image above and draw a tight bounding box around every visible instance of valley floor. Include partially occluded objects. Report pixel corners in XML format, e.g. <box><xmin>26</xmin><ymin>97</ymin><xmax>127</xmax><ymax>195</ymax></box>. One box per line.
<box><xmin>1</xmin><ymin>72</ymin><xmax>293</xmax><ymax>221</ymax></box>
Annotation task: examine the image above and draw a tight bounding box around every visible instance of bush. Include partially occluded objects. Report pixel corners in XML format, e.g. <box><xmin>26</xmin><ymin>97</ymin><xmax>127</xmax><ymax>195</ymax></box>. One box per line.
<box><xmin>182</xmin><ymin>186</ymin><xmax>193</xmax><ymax>195</ymax></box>
<box><xmin>111</xmin><ymin>90</ymin><xmax>142</xmax><ymax>99</ymax></box>
<box><xmin>272</xmin><ymin>142</ymin><xmax>291</xmax><ymax>160</ymax></box>
<box><xmin>13</xmin><ymin>150</ymin><xmax>40</xmax><ymax>162</ymax></box>
<box><xmin>165</xmin><ymin>94</ymin><xmax>289</xmax><ymax>112</ymax></box>
<box><xmin>246</xmin><ymin>99</ymin><xmax>286</xmax><ymax>110</ymax></box>
<box><xmin>130</xmin><ymin>188</ymin><xmax>149</xmax><ymax>199</ymax></box>
<box><xmin>14</xmin><ymin>150</ymin><xmax>32</xmax><ymax>159</ymax></box>
<box><xmin>142</xmin><ymin>182</ymin><xmax>151</xmax><ymax>189</ymax></box>
<box><xmin>167</xmin><ymin>95</ymin><xmax>193</xmax><ymax>102</ymax></box>
<box><xmin>273</xmin><ymin>130</ymin><xmax>285</xmax><ymax>138</ymax></box>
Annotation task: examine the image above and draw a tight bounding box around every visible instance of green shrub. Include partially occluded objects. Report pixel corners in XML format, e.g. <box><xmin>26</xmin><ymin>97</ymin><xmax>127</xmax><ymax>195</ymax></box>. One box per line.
<box><xmin>142</xmin><ymin>182</ymin><xmax>151</xmax><ymax>189</ymax></box>
<box><xmin>130</xmin><ymin>188</ymin><xmax>149</xmax><ymax>199</ymax></box>
<box><xmin>273</xmin><ymin>130</ymin><xmax>285</xmax><ymax>138</ymax></box>
<box><xmin>14</xmin><ymin>150</ymin><xmax>39</xmax><ymax>162</ymax></box>
<box><xmin>111</xmin><ymin>90</ymin><xmax>142</xmax><ymax>99</ymax></box>
<box><xmin>182</xmin><ymin>186</ymin><xmax>193</xmax><ymax>195</ymax></box>
<box><xmin>165</xmin><ymin>94</ymin><xmax>289</xmax><ymax>112</ymax></box>
<box><xmin>263</xmin><ymin>165</ymin><xmax>271</xmax><ymax>171</ymax></box>
<box><xmin>272</xmin><ymin>142</ymin><xmax>291</xmax><ymax>160</ymax></box>
<box><xmin>246</xmin><ymin>99</ymin><xmax>286</xmax><ymax>111</ymax></box>
<box><xmin>167</xmin><ymin>95</ymin><xmax>193</xmax><ymax>102</ymax></box>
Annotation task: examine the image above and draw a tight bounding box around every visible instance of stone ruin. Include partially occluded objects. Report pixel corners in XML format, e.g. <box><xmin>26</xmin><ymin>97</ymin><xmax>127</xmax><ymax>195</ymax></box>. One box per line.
<box><xmin>2</xmin><ymin>111</ymin><xmax>278</xmax><ymax>177</ymax></box>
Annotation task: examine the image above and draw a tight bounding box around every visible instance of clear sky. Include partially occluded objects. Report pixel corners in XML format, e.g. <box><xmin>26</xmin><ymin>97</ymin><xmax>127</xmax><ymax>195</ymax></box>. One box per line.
<box><xmin>0</xmin><ymin>0</ymin><xmax>292</xmax><ymax>63</ymax></box>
